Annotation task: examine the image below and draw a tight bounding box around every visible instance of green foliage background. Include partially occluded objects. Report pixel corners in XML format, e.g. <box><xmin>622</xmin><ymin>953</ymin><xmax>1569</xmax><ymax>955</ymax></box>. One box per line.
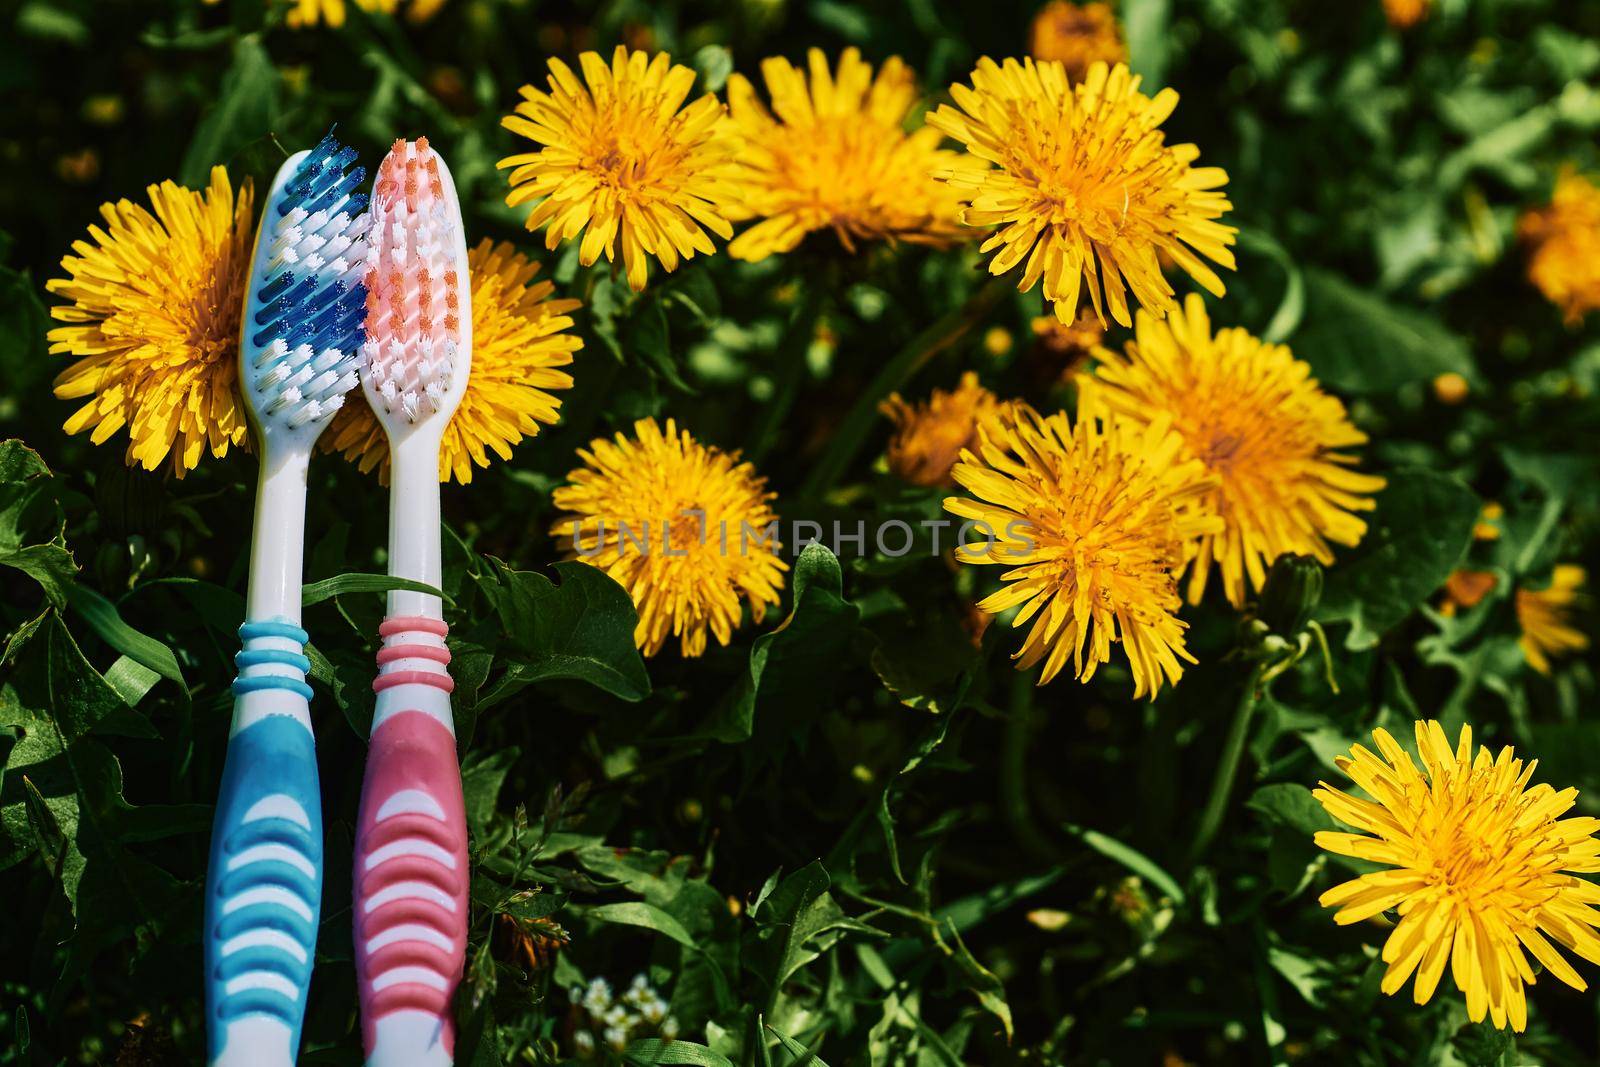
<box><xmin>2</xmin><ymin>0</ymin><xmax>1599</xmax><ymax>1064</ymax></box>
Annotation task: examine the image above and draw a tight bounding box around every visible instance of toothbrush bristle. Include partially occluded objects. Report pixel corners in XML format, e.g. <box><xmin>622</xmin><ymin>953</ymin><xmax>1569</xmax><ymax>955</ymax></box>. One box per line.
<box><xmin>246</xmin><ymin>133</ymin><xmax>368</xmax><ymax>430</ymax></box>
<box><xmin>362</xmin><ymin>138</ymin><xmax>463</xmax><ymax>424</ymax></box>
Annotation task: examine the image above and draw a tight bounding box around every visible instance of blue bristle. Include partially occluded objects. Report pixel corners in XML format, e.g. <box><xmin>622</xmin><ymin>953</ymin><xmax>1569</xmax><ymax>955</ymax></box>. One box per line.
<box><xmin>245</xmin><ymin>130</ymin><xmax>370</xmax><ymax>429</ymax></box>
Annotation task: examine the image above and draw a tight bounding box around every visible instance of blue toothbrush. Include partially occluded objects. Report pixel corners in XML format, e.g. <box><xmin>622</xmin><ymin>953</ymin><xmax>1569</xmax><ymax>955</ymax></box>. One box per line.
<box><xmin>204</xmin><ymin>134</ymin><xmax>369</xmax><ymax>1066</ymax></box>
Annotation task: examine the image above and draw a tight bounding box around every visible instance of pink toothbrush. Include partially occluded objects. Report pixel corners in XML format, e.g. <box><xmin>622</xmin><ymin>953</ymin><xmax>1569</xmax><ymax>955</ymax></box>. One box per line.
<box><xmin>352</xmin><ymin>138</ymin><xmax>471</xmax><ymax>1066</ymax></box>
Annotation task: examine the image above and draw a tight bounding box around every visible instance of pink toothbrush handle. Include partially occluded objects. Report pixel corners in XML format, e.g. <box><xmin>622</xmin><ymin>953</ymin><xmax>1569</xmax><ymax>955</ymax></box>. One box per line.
<box><xmin>353</xmin><ymin>616</ymin><xmax>468</xmax><ymax>1063</ymax></box>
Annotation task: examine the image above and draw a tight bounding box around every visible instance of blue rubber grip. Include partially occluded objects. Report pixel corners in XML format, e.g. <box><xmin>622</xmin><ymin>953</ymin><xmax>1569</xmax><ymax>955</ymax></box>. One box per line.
<box><xmin>204</xmin><ymin>620</ymin><xmax>322</xmax><ymax>1065</ymax></box>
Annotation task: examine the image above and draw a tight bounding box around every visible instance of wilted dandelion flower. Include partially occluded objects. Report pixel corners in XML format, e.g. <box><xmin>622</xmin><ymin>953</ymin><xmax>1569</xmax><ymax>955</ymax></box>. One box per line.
<box><xmin>1032</xmin><ymin>311</ymin><xmax>1104</xmax><ymax>357</ymax></box>
<box><xmin>47</xmin><ymin>166</ymin><xmax>253</xmax><ymax>476</ymax></box>
<box><xmin>1028</xmin><ymin>1</ymin><xmax>1126</xmax><ymax>82</ymax></box>
<box><xmin>553</xmin><ymin>418</ymin><xmax>787</xmax><ymax>657</ymax></box>
<box><xmin>1518</xmin><ymin>169</ymin><xmax>1600</xmax><ymax>323</ymax></box>
<box><xmin>1314</xmin><ymin>721</ymin><xmax>1600</xmax><ymax>1032</ymax></box>
<box><xmin>879</xmin><ymin>372</ymin><xmax>1007</xmax><ymax>487</ymax></box>
<box><xmin>326</xmin><ymin>239</ymin><xmax>581</xmax><ymax>483</ymax></box>
<box><xmin>1517</xmin><ymin>565</ymin><xmax>1589</xmax><ymax>674</ymax></box>
<box><xmin>1438</xmin><ymin>569</ymin><xmax>1498</xmax><ymax>617</ymax></box>
<box><xmin>1081</xmin><ymin>295</ymin><xmax>1384</xmax><ymax>607</ymax></box>
<box><xmin>944</xmin><ymin>401</ymin><xmax>1221</xmax><ymax>697</ymax></box>
<box><xmin>724</xmin><ymin>48</ymin><xmax>973</xmax><ymax>261</ymax></box>
<box><xmin>1382</xmin><ymin>0</ymin><xmax>1431</xmax><ymax>29</ymax></box>
<box><xmin>498</xmin><ymin>47</ymin><xmax>742</xmax><ymax>291</ymax></box>
<box><xmin>927</xmin><ymin>60</ymin><xmax>1235</xmax><ymax>327</ymax></box>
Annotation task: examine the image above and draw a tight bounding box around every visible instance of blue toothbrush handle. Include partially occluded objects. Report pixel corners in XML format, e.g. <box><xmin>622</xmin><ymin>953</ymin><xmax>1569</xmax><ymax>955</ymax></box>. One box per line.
<box><xmin>204</xmin><ymin>619</ymin><xmax>323</xmax><ymax>1067</ymax></box>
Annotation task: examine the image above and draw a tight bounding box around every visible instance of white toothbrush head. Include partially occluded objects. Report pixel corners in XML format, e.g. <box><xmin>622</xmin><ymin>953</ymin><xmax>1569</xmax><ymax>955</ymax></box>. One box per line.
<box><xmin>360</xmin><ymin>137</ymin><xmax>472</xmax><ymax>439</ymax></box>
<box><xmin>239</xmin><ymin>134</ymin><xmax>370</xmax><ymax>445</ymax></box>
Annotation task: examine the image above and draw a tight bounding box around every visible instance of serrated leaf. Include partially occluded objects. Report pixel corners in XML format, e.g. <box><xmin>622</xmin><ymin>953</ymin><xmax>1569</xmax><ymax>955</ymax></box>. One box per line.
<box><xmin>1293</xmin><ymin>271</ymin><xmax>1476</xmax><ymax>393</ymax></box>
<box><xmin>180</xmin><ymin>34</ymin><xmax>279</xmax><ymax>187</ymax></box>
<box><xmin>1247</xmin><ymin>783</ymin><xmax>1338</xmax><ymax>836</ymax></box>
<box><xmin>461</xmin><ymin>747</ymin><xmax>518</xmax><ymax>833</ymax></box>
<box><xmin>0</xmin><ymin>440</ymin><xmax>77</xmax><ymax>607</ymax></box>
<box><xmin>1319</xmin><ymin>469</ymin><xmax>1480</xmax><ymax>649</ymax></box>
<box><xmin>474</xmin><ymin>559</ymin><xmax>650</xmax><ymax>702</ymax></box>
<box><xmin>706</xmin><ymin>545</ymin><xmax>859</xmax><ymax>743</ymax></box>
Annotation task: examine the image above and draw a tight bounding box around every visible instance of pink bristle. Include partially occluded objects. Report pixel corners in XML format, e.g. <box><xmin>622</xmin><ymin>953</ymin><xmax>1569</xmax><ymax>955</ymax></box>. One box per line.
<box><xmin>363</xmin><ymin>138</ymin><xmax>462</xmax><ymax>422</ymax></box>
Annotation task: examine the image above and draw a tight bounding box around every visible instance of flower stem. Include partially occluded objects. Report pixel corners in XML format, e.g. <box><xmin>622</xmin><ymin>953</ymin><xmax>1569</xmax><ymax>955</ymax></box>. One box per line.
<box><xmin>1190</xmin><ymin>663</ymin><xmax>1266</xmax><ymax>865</ymax></box>
<box><xmin>797</xmin><ymin>276</ymin><xmax>1009</xmax><ymax>501</ymax></box>
<box><xmin>748</xmin><ymin>281</ymin><xmax>827</xmax><ymax>463</ymax></box>
<box><xmin>1003</xmin><ymin>667</ymin><xmax>1059</xmax><ymax>862</ymax></box>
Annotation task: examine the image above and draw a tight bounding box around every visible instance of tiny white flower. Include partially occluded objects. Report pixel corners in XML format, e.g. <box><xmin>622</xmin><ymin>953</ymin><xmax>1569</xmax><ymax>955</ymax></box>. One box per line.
<box><xmin>661</xmin><ymin>1016</ymin><xmax>680</xmax><ymax>1041</ymax></box>
<box><xmin>573</xmin><ymin>1030</ymin><xmax>596</xmax><ymax>1057</ymax></box>
<box><xmin>604</xmin><ymin>1025</ymin><xmax>627</xmax><ymax>1052</ymax></box>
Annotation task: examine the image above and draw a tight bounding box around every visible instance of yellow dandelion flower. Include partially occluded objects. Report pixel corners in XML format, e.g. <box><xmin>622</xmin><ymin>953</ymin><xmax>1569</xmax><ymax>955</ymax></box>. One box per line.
<box><xmin>1314</xmin><ymin>721</ymin><xmax>1600</xmax><ymax>1032</ymax></box>
<box><xmin>498</xmin><ymin>47</ymin><xmax>742</xmax><ymax>291</ymax></box>
<box><xmin>1028</xmin><ymin>1</ymin><xmax>1126</xmax><ymax>82</ymax></box>
<box><xmin>1474</xmin><ymin>501</ymin><xmax>1504</xmax><ymax>541</ymax></box>
<box><xmin>724</xmin><ymin>48</ymin><xmax>973</xmax><ymax>261</ymax></box>
<box><xmin>1518</xmin><ymin>169</ymin><xmax>1600</xmax><ymax>323</ymax></box>
<box><xmin>944</xmin><ymin>400</ymin><xmax>1221</xmax><ymax>697</ymax></box>
<box><xmin>552</xmin><ymin>418</ymin><xmax>788</xmax><ymax>657</ymax></box>
<box><xmin>1382</xmin><ymin>0</ymin><xmax>1431</xmax><ymax>29</ymax></box>
<box><xmin>879</xmin><ymin>372</ymin><xmax>1008</xmax><ymax>488</ymax></box>
<box><xmin>1517</xmin><ymin>565</ymin><xmax>1589</xmax><ymax>675</ymax></box>
<box><xmin>325</xmin><ymin>239</ymin><xmax>581</xmax><ymax>484</ymax></box>
<box><xmin>47</xmin><ymin>166</ymin><xmax>253</xmax><ymax>476</ymax></box>
<box><xmin>1081</xmin><ymin>294</ymin><xmax>1385</xmax><ymax>607</ymax></box>
<box><xmin>282</xmin><ymin>0</ymin><xmax>445</xmax><ymax>28</ymax></box>
<box><xmin>927</xmin><ymin>59</ymin><xmax>1235</xmax><ymax>328</ymax></box>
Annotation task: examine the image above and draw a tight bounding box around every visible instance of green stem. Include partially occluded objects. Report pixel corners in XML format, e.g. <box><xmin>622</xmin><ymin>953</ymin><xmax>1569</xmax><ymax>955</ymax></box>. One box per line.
<box><xmin>1190</xmin><ymin>663</ymin><xmax>1266</xmax><ymax>865</ymax></box>
<box><xmin>797</xmin><ymin>277</ymin><xmax>1009</xmax><ymax>501</ymax></box>
<box><xmin>748</xmin><ymin>281</ymin><xmax>827</xmax><ymax>463</ymax></box>
<box><xmin>1002</xmin><ymin>667</ymin><xmax>1059</xmax><ymax>862</ymax></box>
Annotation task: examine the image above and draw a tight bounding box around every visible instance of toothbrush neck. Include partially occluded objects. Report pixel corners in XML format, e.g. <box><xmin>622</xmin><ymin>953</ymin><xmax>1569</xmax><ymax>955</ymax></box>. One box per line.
<box><xmin>246</xmin><ymin>446</ymin><xmax>311</xmax><ymax>624</ymax></box>
<box><xmin>387</xmin><ymin>429</ymin><xmax>445</xmax><ymax>621</ymax></box>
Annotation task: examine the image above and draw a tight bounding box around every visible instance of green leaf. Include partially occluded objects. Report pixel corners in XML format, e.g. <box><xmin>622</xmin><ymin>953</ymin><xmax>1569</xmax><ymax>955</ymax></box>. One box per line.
<box><xmin>0</xmin><ymin>615</ymin><xmax>154</xmax><ymax>913</ymax></box>
<box><xmin>474</xmin><ymin>559</ymin><xmax>650</xmax><ymax>702</ymax></box>
<box><xmin>628</xmin><ymin>297</ymin><xmax>695</xmax><ymax>394</ymax></box>
<box><xmin>707</xmin><ymin>545</ymin><xmax>859</xmax><ymax>742</ymax></box>
<box><xmin>692</xmin><ymin>45</ymin><xmax>734</xmax><ymax>92</ymax></box>
<box><xmin>623</xmin><ymin>1040</ymin><xmax>737</xmax><ymax>1067</ymax></box>
<box><xmin>1247</xmin><ymin>783</ymin><xmax>1337</xmax><ymax>837</ymax></box>
<box><xmin>583</xmin><ymin>900</ymin><xmax>699</xmax><ymax>951</ymax></box>
<box><xmin>180</xmin><ymin>34</ymin><xmax>279</xmax><ymax>187</ymax></box>
<box><xmin>461</xmin><ymin>747</ymin><xmax>518</xmax><ymax>834</ymax></box>
<box><xmin>939</xmin><ymin>921</ymin><xmax>1013</xmax><ymax>1041</ymax></box>
<box><xmin>1060</xmin><ymin>824</ymin><xmax>1185</xmax><ymax>906</ymax></box>
<box><xmin>1319</xmin><ymin>469</ymin><xmax>1480</xmax><ymax>649</ymax></box>
<box><xmin>1451</xmin><ymin>1020</ymin><xmax>1516</xmax><ymax>1067</ymax></box>
<box><xmin>66</xmin><ymin>584</ymin><xmax>184</xmax><ymax>690</ymax></box>
<box><xmin>1123</xmin><ymin>0</ymin><xmax>1172</xmax><ymax>88</ymax></box>
<box><xmin>102</xmin><ymin>656</ymin><xmax>162</xmax><ymax>708</ymax></box>
<box><xmin>0</xmin><ymin>255</ymin><xmax>50</xmax><ymax>405</ymax></box>
<box><xmin>764</xmin><ymin>1024</ymin><xmax>830</xmax><ymax>1067</ymax></box>
<box><xmin>301</xmin><ymin>572</ymin><xmax>451</xmax><ymax>606</ymax></box>
<box><xmin>0</xmin><ymin>440</ymin><xmax>77</xmax><ymax>607</ymax></box>
<box><xmin>1292</xmin><ymin>270</ymin><xmax>1476</xmax><ymax>393</ymax></box>
<box><xmin>748</xmin><ymin>861</ymin><xmax>880</xmax><ymax>998</ymax></box>
<box><xmin>1237</xmin><ymin>228</ymin><xmax>1305</xmax><ymax>344</ymax></box>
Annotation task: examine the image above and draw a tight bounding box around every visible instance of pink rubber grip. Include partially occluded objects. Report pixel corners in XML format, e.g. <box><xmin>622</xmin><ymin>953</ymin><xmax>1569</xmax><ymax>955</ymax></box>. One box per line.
<box><xmin>354</xmin><ymin>616</ymin><xmax>468</xmax><ymax>1057</ymax></box>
